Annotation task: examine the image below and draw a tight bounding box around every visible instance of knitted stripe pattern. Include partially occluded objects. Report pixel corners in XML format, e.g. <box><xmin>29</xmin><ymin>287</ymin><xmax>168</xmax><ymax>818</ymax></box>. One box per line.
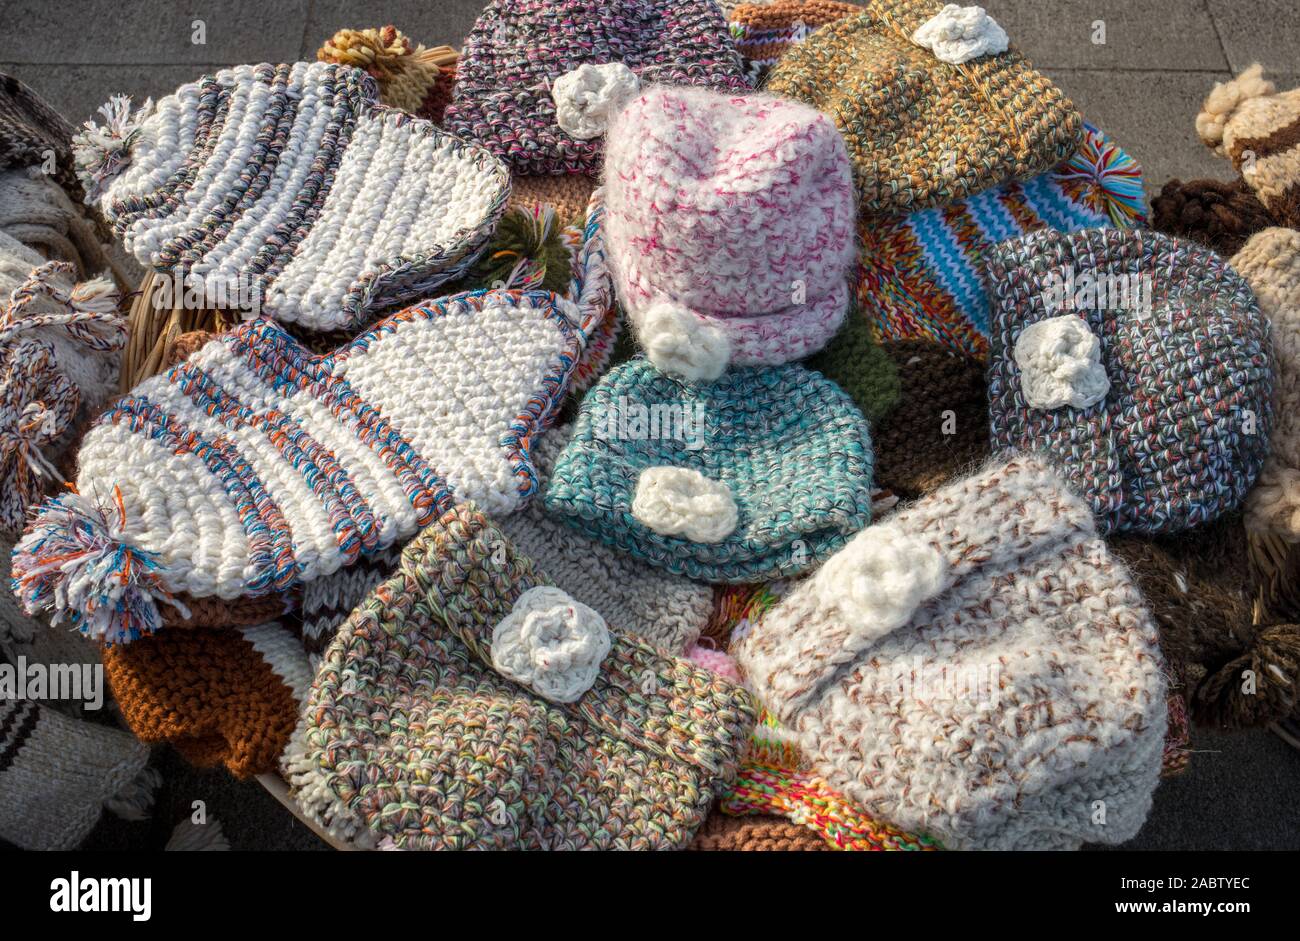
<box><xmin>857</xmin><ymin>125</ymin><xmax>1145</xmax><ymax>358</ymax></box>
<box><xmin>0</xmin><ymin>699</ymin><xmax>151</xmax><ymax>850</ymax></box>
<box><xmin>102</xmin><ymin>621</ymin><xmax>311</xmax><ymax>779</ymax></box>
<box><xmin>605</xmin><ymin>85</ymin><xmax>855</xmax><ymax>367</ymax></box>
<box><xmin>543</xmin><ymin>358</ymin><xmax>875</xmax><ymax>583</ymax></box>
<box><xmin>765</xmin><ymin>0</ymin><xmax>1083</xmax><ymax>215</ymax></box>
<box><xmin>726</xmin><ymin>0</ymin><xmax>860</xmax><ymax>85</ymax></box>
<box><xmin>75</xmin><ymin>62</ymin><xmax>511</xmax><ymax>332</ymax></box>
<box><xmin>985</xmin><ymin>227</ymin><xmax>1274</xmax><ymax>535</ymax></box>
<box><xmin>443</xmin><ymin>0</ymin><xmax>750</xmax><ymax>175</ymax></box>
<box><xmin>734</xmin><ymin>455</ymin><xmax>1168</xmax><ymax>850</ymax></box>
<box><xmin>285</xmin><ymin>502</ymin><xmax>756</xmax><ymax>850</ymax></box>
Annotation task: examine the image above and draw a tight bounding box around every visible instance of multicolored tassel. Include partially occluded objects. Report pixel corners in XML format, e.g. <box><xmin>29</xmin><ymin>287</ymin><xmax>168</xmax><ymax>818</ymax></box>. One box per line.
<box><xmin>1056</xmin><ymin>123</ymin><xmax>1147</xmax><ymax>227</ymax></box>
<box><xmin>72</xmin><ymin>94</ymin><xmax>154</xmax><ymax>203</ymax></box>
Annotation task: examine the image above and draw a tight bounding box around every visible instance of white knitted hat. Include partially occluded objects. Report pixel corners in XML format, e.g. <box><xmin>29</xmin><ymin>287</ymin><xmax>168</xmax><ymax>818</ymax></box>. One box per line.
<box><xmin>733</xmin><ymin>454</ymin><xmax>1168</xmax><ymax>850</ymax></box>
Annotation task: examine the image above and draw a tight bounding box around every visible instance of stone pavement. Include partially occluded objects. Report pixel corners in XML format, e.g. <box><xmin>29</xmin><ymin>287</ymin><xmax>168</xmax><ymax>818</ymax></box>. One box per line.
<box><xmin>2</xmin><ymin>0</ymin><xmax>1298</xmax><ymax>851</ymax></box>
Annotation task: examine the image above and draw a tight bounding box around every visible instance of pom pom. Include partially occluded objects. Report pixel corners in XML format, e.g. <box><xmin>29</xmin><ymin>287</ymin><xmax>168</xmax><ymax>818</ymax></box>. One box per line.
<box><xmin>552</xmin><ymin>63</ymin><xmax>641</xmax><ymax>140</ymax></box>
<box><xmin>637</xmin><ymin>301</ymin><xmax>731</xmax><ymax>382</ymax></box>
<box><xmin>632</xmin><ymin>466</ymin><xmax>738</xmax><ymax>543</ymax></box>
<box><xmin>1193</xmin><ymin>623</ymin><xmax>1300</xmax><ymax>727</ymax></box>
<box><xmin>911</xmin><ymin>4</ymin><xmax>1008</xmax><ymax>64</ymax></box>
<box><xmin>1056</xmin><ymin>125</ymin><xmax>1147</xmax><ymax>227</ymax></box>
<box><xmin>685</xmin><ymin>642</ymin><xmax>741</xmax><ymax>683</ymax></box>
<box><xmin>467</xmin><ymin>205</ymin><xmax>571</xmax><ymax>293</ymax></box>
<box><xmin>72</xmin><ymin>95</ymin><xmax>154</xmax><ymax>204</ymax></box>
<box><xmin>1013</xmin><ymin>315</ymin><xmax>1110</xmax><ymax>410</ymax></box>
<box><xmin>11</xmin><ymin>487</ymin><xmax>188</xmax><ymax>645</ymax></box>
<box><xmin>1196</xmin><ymin>64</ymin><xmax>1275</xmax><ymax>153</ymax></box>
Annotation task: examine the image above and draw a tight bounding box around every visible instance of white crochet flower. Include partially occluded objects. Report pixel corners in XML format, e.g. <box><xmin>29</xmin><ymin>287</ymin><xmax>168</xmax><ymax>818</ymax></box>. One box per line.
<box><xmin>637</xmin><ymin>301</ymin><xmax>731</xmax><ymax>382</ymax></box>
<box><xmin>816</xmin><ymin>525</ymin><xmax>950</xmax><ymax>640</ymax></box>
<box><xmin>632</xmin><ymin>466</ymin><xmax>738</xmax><ymax>543</ymax></box>
<box><xmin>1013</xmin><ymin>315</ymin><xmax>1110</xmax><ymax>410</ymax></box>
<box><xmin>911</xmin><ymin>5</ymin><xmax>1009</xmax><ymax>64</ymax></box>
<box><xmin>491</xmin><ymin>586</ymin><xmax>611</xmax><ymax>704</ymax></box>
<box><xmin>552</xmin><ymin>62</ymin><xmax>641</xmax><ymax>140</ymax></box>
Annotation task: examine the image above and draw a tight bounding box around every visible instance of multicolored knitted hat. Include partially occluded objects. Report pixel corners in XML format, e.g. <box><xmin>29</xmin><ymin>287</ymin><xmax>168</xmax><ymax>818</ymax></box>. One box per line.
<box><xmin>1197</xmin><ymin>65</ymin><xmax>1300</xmax><ymax>229</ymax></box>
<box><xmin>0</xmin><ymin>699</ymin><xmax>156</xmax><ymax>851</ymax></box>
<box><xmin>72</xmin><ymin>62</ymin><xmax>510</xmax><ymax>332</ymax></box>
<box><xmin>985</xmin><ymin>227</ymin><xmax>1274</xmax><ymax>535</ymax></box>
<box><xmin>857</xmin><ymin>124</ymin><xmax>1145</xmax><ymax>358</ymax></box>
<box><xmin>726</xmin><ymin>0</ymin><xmax>860</xmax><ymax>85</ymax></box>
<box><xmin>1150</xmin><ymin>177</ymin><xmax>1274</xmax><ymax>257</ymax></box>
<box><xmin>102</xmin><ymin>621</ymin><xmax>312</xmax><ymax>779</ymax></box>
<box><xmin>316</xmin><ymin>26</ymin><xmax>458</xmax><ymax>124</ymax></box>
<box><xmin>0</xmin><ymin>231</ymin><xmax>124</xmax><ymax>536</ymax></box>
<box><xmin>733</xmin><ymin>455</ymin><xmax>1168</xmax><ymax>850</ymax></box>
<box><xmin>1231</xmin><ymin>228</ymin><xmax>1300</xmax><ymax>540</ymax></box>
<box><xmin>285</xmin><ymin>503</ymin><xmax>755</xmax><ymax>850</ymax></box>
<box><xmin>605</xmin><ymin>85</ymin><xmax>855</xmax><ymax>378</ymax></box>
<box><xmin>13</xmin><ymin>201</ymin><xmax>613</xmax><ymax>645</ymax></box>
<box><xmin>543</xmin><ymin>358</ymin><xmax>875</xmax><ymax>582</ymax></box>
<box><xmin>765</xmin><ymin>0</ymin><xmax>1083</xmax><ymax>216</ymax></box>
<box><xmin>443</xmin><ymin>0</ymin><xmax>749</xmax><ymax>176</ymax></box>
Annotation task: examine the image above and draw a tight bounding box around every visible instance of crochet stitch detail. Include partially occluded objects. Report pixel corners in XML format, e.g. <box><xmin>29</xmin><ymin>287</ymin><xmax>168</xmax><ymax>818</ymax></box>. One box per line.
<box><xmin>639</xmin><ymin>301</ymin><xmax>731</xmax><ymax>381</ymax></box>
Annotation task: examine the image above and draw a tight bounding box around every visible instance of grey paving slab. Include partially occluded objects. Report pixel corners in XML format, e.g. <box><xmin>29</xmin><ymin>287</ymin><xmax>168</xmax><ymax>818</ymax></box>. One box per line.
<box><xmin>0</xmin><ymin>0</ymin><xmax>309</xmax><ymax>65</ymax></box>
<box><xmin>982</xmin><ymin>0</ymin><xmax>1228</xmax><ymax>71</ymax></box>
<box><xmin>1208</xmin><ymin>0</ymin><xmax>1300</xmax><ymax>74</ymax></box>
<box><xmin>0</xmin><ymin>62</ymin><xmax>227</xmax><ymax>126</ymax></box>
<box><xmin>303</xmin><ymin>0</ymin><xmax>486</xmax><ymax>57</ymax></box>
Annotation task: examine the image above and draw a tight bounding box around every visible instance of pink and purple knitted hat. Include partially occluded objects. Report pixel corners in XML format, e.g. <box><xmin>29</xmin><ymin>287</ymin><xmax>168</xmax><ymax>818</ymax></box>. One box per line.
<box><xmin>604</xmin><ymin>85</ymin><xmax>856</xmax><ymax>380</ymax></box>
<box><xmin>443</xmin><ymin>0</ymin><xmax>750</xmax><ymax>176</ymax></box>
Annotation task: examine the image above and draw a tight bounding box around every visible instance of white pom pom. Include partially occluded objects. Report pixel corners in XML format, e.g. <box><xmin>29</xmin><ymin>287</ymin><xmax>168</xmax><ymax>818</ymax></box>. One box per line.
<box><xmin>912</xmin><ymin>4</ymin><xmax>1009</xmax><ymax>64</ymax></box>
<box><xmin>632</xmin><ymin>466</ymin><xmax>738</xmax><ymax>544</ymax></box>
<box><xmin>815</xmin><ymin>524</ymin><xmax>950</xmax><ymax>641</ymax></box>
<box><xmin>552</xmin><ymin>62</ymin><xmax>641</xmax><ymax>140</ymax></box>
<box><xmin>491</xmin><ymin>586</ymin><xmax>611</xmax><ymax>703</ymax></box>
<box><xmin>637</xmin><ymin>301</ymin><xmax>731</xmax><ymax>382</ymax></box>
<box><xmin>1013</xmin><ymin>314</ymin><xmax>1110</xmax><ymax>410</ymax></box>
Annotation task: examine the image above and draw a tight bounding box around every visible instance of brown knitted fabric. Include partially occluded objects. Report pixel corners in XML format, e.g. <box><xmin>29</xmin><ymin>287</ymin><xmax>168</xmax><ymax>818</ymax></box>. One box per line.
<box><xmin>0</xmin><ymin>71</ymin><xmax>82</xmax><ymax>199</ymax></box>
<box><xmin>103</xmin><ymin>624</ymin><xmax>309</xmax><ymax>778</ymax></box>
<box><xmin>508</xmin><ymin>174</ymin><xmax>597</xmax><ymax>227</ymax></box>
<box><xmin>159</xmin><ymin>592</ymin><xmax>291</xmax><ymax>629</ymax></box>
<box><xmin>871</xmin><ymin>339</ymin><xmax>989</xmax><ymax>499</ymax></box>
<box><xmin>688</xmin><ymin>813</ymin><xmax>831</xmax><ymax>851</ymax></box>
<box><xmin>1149</xmin><ymin>178</ymin><xmax>1274</xmax><ymax>256</ymax></box>
<box><xmin>1110</xmin><ymin>515</ymin><xmax>1300</xmax><ymax>728</ymax></box>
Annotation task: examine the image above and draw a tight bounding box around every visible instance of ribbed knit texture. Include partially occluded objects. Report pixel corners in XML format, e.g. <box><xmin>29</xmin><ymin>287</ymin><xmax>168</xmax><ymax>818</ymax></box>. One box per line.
<box><xmin>543</xmin><ymin>358</ymin><xmax>875</xmax><ymax>582</ymax></box>
<box><xmin>765</xmin><ymin>0</ymin><xmax>1083</xmax><ymax>215</ymax></box>
<box><xmin>0</xmin><ymin>72</ymin><xmax>82</xmax><ymax>198</ymax></box>
<box><xmin>444</xmin><ymin>0</ymin><xmax>750</xmax><ymax>175</ymax></box>
<box><xmin>284</xmin><ymin>502</ymin><xmax>756</xmax><ymax>850</ymax></box>
<box><xmin>986</xmin><ymin>227</ymin><xmax>1274</xmax><ymax>535</ymax></box>
<box><xmin>734</xmin><ymin>455</ymin><xmax>1168</xmax><ymax>850</ymax></box>
<box><xmin>688</xmin><ymin>814</ymin><xmax>831</xmax><ymax>851</ymax></box>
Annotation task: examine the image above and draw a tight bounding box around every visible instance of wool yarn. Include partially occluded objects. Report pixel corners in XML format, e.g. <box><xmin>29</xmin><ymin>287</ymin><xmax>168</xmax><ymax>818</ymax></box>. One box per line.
<box><xmin>1150</xmin><ymin>178</ymin><xmax>1274</xmax><ymax>257</ymax></box>
<box><xmin>0</xmin><ymin>72</ymin><xmax>82</xmax><ymax>200</ymax></box>
<box><xmin>1230</xmin><ymin>228</ymin><xmax>1300</xmax><ymax>541</ymax></box>
<box><xmin>73</xmin><ymin>62</ymin><xmax>510</xmax><ymax>333</ymax></box>
<box><xmin>688</xmin><ymin>814</ymin><xmax>831</xmax><ymax>851</ymax></box>
<box><xmin>543</xmin><ymin>358</ymin><xmax>875</xmax><ymax>583</ymax></box>
<box><xmin>508</xmin><ymin>174</ymin><xmax>598</xmax><ymax>228</ymax></box>
<box><xmin>316</xmin><ymin>26</ymin><xmax>457</xmax><ymax>124</ymax></box>
<box><xmin>734</xmin><ymin>455</ymin><xmax>1168</xmax><ymax>850</ymax></box>
<box><xmin>13</xmin><ymin>198</ymin><xmax>613</xmax><ymax>644</ymax></box>
<box><xmin>605</xmin><ymin>85</ymin><xmax>855</xmax><ymax>375</ymax></box>
<box><xmin>726</xmin><ymin>0</ymin><xmax>860</xmax><ymax>85</ymax></box>
<box><xmin>1197</xmin><ymin>65</ymin><xmax>1300</xmax><ymax>229</ymax></box>
<box><xmin>804</xmin><ymin>303</ymin><xmax>902</xmax><ymax>427</ymax></box>
<box><xmin>443</xmin><ymin>0</ymin><xmax>749</xmax><ymax>175</ymax></box>
<box><xmin>857</xmin><ymin>125</ymin><xmax>1144</xmax><ymax>358</ymax></box>
<box><xmin>102</xmin><ymin>621</ymin><xmax>312</xmax><ymax>779</ymax></box>
<box><xmin>765</xmin><ymin>0</ymin><xmax>1082</xmax><ymax>216</ymax></box>
<box><xmin>285</xmin><ymin>502</ymin><xmax>755</xmax><ymax>850</ymax></box>
<box><xmin>0</xmin><ymin>699</ymin><xmax>157</xmax><ymax>851</ymax></box>
<box><xmin>985</xmin><ymin>227</ymin><xmax>1274</xmax><ymax>535</ymax></box>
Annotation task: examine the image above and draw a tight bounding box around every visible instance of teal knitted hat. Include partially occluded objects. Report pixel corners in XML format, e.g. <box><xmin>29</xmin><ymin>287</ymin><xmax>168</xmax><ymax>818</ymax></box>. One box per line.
<box><xmin>542</xmin><ymin>357</ymin><xmax>874</xmax><ymax>582</ymax></box>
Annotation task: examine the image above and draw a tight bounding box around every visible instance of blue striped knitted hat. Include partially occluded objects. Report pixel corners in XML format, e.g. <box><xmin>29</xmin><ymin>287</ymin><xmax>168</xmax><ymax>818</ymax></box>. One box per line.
<box><xmin>542</xmin><ymin>357</ymin><xmax>874</xmax><ymax>582</ymax></box>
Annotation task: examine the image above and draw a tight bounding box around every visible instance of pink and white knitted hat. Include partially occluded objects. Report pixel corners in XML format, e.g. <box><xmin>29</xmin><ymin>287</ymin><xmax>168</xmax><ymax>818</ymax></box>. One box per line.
<box><xmin>603</xmin><ymin>86</ymin><xmax>856</xmax><ymax>380</ymax></box>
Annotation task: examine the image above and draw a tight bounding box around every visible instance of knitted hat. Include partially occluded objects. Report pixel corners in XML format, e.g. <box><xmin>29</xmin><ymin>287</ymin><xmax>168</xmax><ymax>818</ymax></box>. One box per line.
<box><xmin>985</xmin><ymin>227</ymin><xmax>1274</xmax><ymax>535</ymax></box>
<box><xmin>0</xmin><ymin>72</ymin><xmax>82</xmax><ymax>199</ymax></box>
<box><xmin>733</xmin><ymin>455</ymin><xmax>1168</xmax><ymax>850</ymax></box>
<box><xmin>1197</xmin><ymin>65</ymin><xmax>1300</xmax><ymax>229</ymax></box>
<box><xmin>1230</xmin><ymin>228</ymin><xmax>1300</xmax><ymax>540</ymax></box>
<box><xmin>508</xmin><ymin>173</ymin><xmax>597</xmax><ymax>227</ymax></box>
<box><xmin>1109</xmin><ymin>515</ymin><xmax>1300</xmax><ymax>729</ymax></box>
<box><xmin>857</xmin><ymin>124</ymin><xmax>1145</xmax><ymax>358</ymax></box>
<box><xmin>543</xmin><ymin>358</ymin><xmax>875</xmax><ymax>582</ymax></box>
<box><xmin>604</xmin><ymin>85</ymin><xmax>855</xmax><ymax>378</ymax></box>
<box><xmin>0</xmin><ymin>231</ymin><xmax>124</xmax><ymax>535</ymax></box>
<box><xmin>0</xmin><ymin>699</ymin><xmax>156</xmax><ymax>850</ymax></box>
<box><xmin>316</xmin><ymin>27</ymin><xmax>458</xmax><ymax>124</ymax></box>
<box><xmin>103</xmin><ymin>621</ymin><xmax>312</xmax><ymax>779</ymax></box>
<box><xmin>1150</xmin><ymin>177</ymin><xmax>1274</xmax><ymax>257</ymax></box>
<box><xmin>765</xmin><ymin>0</ymin><xmax>1083</xmax><ymax>216</ymax></box>
<box><xmin>285</xmin><ymin>503</ymin><xmax>755</xmax><ymax>850</ymax></box>
<box><xmin>726</xmin><ymin>0</ymin><xmax>860</xmax><ymax>85</ymax></box>
<box><xmin>72</xmin><ymin>62</ymin><xmax>510</xmax><ymax>332</ymax></box>
<box><xmin>443</xmin><ymin>0</ymin><xmax>749</xmax><ymax>176</ymax></box>
<box><xmin>688</xmin><ymin>814</ymin><xmax>830</xmax><ymax>851</ymax></box>
<box><xmin>803</xmin><ymin>308</ymin><xmax>901</xmax><ymax>426</ymax></box>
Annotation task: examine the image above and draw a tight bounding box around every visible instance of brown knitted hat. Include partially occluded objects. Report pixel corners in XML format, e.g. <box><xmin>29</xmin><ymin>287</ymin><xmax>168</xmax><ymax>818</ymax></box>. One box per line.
<box><xmin>103</xmin><ymin>622</ymin><xmax>312</xmax><ymax>778</ymax></box>
<box><xmin>316</xmin><ymin>26</ymin><xmax>458</xmax><ymax>124</ymax></box>
<box><xmin>1149</xmin><ymin>178</ymin><xmax>1274</xmax><ymax>256</ymax></box>
<box><xmin>688</xmin><ymin>813</ymin><xmax>831</xmax><ymax>851</ymax></box>
<box><xmin>508</xmin><ymin>174</ymin><xmax>598</xmax><ymax>228</ymax></box>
